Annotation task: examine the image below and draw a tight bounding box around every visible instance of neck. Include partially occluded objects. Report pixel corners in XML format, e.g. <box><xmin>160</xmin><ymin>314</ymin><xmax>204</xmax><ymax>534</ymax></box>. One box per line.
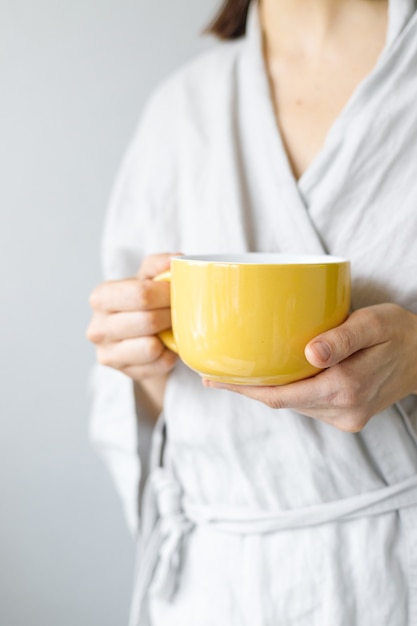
<box><xmin>260</xmin><ymin>0</ymin><xmax>388</xmax><ymax>56</ymax></box>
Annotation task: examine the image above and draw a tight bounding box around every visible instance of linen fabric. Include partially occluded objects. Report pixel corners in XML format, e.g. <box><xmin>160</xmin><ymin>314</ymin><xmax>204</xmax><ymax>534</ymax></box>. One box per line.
<box><xmin>90</xmin><ymin>1</ymin><xmax>417</xmax><ymax>624</ymax></box>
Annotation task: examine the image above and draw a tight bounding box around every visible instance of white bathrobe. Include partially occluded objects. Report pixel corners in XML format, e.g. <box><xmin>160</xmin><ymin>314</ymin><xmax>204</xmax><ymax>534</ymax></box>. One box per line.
<box><xmin>90</xmin><ymin>1</ymin><xmax>417</xmax><ymax>624</ymax></box>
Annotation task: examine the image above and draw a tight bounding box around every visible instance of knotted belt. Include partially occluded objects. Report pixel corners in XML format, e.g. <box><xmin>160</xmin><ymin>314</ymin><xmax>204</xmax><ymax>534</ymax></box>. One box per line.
<box><xmin>129</xmin><ymin>466</ymin><xmax>417</xmax><ymax>626</ymax></box>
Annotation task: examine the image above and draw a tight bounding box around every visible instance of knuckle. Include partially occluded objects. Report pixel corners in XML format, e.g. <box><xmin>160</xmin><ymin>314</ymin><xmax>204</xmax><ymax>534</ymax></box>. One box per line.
<box><xmin>332</xmin><ymin>386</ymin><xmax>357</xmax><ymax>409</ymax></box>
<box><xmin>337</xmin><ymin>417</ymin><xmax>358</xmax><ymax>433</ymax></box>
<box><xmin>86</xmin><ymin>328</ymin><xmax>101</xmax><ymax>344</ymax></box>
<box><xmin>324</xmin><ymin>370</ymin><xmax>371</xmax><ymax>432</ymax></box>
<box><xmin>89</xmin><ymin>288</ymin><xmax>102</xmax><ymax>310</ymax></box>
<box><xmin>143</xmin><ymin>336</ymin><xmax>164</xmax><ymax>362</ymax></box>
<box><xmin>388</xmin><ymin>302</ymin><xmax>403</xmax><ymax>318</ymax></box>
<box><xmin>327</xmin><ymin>370</ymin><xmax>364</xmax><ymax>409</ymax></box>
<box><xmin>146</xmin><ymin>310</ymin><xmax>161</xmax><ymax>334</ymax></box>
<box><xmin>138</xmin><ymin>252</ymin><xmax>173</xmax><ymax>279</ymax></box>
<box><xmin>96</xmin><ymin>348</ymin><xmax>113</xmax><ymax>368</ymax></box>
<box><xmin>138</xmin><ymin>255</ymin><xmax>155</xmax><ymax>278</ymax></box>
<box><xmin>160</xmin><ymin>348</ymin><xmax>178</xmax><ymax>370</ymax></box>
<box><xmin>363</xmin><ymin>307</ymin><xmax>385</xmax><ymax>337</ymax></box>
<box><xmin>135</xmin><ymin>281</ymin><xmax>153</xmax><ymax>310</ymax></box>
<box><xmin>265</xmin><ymin>391</ymin><xmax>285</xmax><ymax>410</ymax></box>
<box><xmin>86</xmin><ymin>313</ymin><xmax>107</xmax><ymax>344</ymax></box>
<box><xmin>337</xmin><ymin>410</ymin><xmax>369</xmax><ymax>433</ymax></box>
<box><xmin>86</xmin><ymin>321</ymin><xmax>105</xmax><ymax>344</ymax></box>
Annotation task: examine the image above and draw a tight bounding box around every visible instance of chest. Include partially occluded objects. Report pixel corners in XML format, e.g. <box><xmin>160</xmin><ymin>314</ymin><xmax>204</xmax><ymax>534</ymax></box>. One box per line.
<box><xmin>266</xmin><ymin>29</ymin><xmax>387</xmax><ymax>180</ymax></box>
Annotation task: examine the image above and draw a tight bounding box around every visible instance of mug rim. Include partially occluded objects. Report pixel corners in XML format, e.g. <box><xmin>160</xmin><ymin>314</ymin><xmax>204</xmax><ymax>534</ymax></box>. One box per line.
<box><xmin>173</xmin><ymin>253</ymin><xmax>349</xmax><ymax>265</ymax></box>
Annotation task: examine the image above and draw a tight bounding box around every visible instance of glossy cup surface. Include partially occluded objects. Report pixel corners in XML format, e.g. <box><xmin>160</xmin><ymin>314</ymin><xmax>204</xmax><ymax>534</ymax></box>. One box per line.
<box><xmin>165</xmin><ymin>253</ymin><xmax>351</xmax><ymax>385</ymax></box>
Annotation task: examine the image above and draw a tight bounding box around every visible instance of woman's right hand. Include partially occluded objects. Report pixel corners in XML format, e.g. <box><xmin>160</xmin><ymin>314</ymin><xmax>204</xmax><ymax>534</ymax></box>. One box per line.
<box><xmin>86</xmin><ymin>253</ymin><xmax>179</xmax><ymax>383</ymax></box>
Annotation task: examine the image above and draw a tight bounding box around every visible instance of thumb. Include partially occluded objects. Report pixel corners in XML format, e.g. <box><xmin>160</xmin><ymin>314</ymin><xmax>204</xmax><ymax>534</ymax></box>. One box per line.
<box><xmin>304</xmin><ymin>307</ymin><xmax>386</xmax><ymax>368</ymax></box>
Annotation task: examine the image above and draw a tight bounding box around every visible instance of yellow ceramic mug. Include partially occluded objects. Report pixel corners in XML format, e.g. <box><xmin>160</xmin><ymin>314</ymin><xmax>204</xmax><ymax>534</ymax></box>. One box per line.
<box><xmin>156</xmin><ymin>253</ymin><xmax>351</xmax><ymax>386</ymax></box>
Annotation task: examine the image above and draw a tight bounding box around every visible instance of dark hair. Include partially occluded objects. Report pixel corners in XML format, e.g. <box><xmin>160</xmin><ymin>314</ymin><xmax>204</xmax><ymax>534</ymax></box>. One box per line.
<box><xmin>205</xmin><ymin>0</ymin><xmax>252</xmax><ymax>40</ymax></box>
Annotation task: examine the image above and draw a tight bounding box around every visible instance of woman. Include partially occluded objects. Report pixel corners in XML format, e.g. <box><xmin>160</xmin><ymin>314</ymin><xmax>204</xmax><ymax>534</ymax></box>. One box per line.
<box><xmin>87</xmin><ymin>0</ymin><xmax>417</xmax><ymax>624</ymax></box>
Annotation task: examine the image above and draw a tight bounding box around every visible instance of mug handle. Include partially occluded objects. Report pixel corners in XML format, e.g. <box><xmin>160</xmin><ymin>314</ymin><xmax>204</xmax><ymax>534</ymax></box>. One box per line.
<box><xmin>154</xmin><ymin>270</ymin><xmax>178</xmax><ymax>353</ymax></box>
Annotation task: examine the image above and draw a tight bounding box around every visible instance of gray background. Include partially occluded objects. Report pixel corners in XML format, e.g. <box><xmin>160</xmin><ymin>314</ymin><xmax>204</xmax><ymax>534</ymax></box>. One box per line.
<box><xmin>0</xmin><ymin>1</ymin><xmax>217</xmax><ymax>624</ymax></box>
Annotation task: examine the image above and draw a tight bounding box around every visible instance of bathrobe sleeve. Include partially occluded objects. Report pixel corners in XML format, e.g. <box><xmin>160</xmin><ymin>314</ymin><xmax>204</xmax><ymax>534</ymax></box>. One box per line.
<box><xmin>89</xmin><ymin>83</ymin><xmax>180</xmax><ymax>536</ymax></box>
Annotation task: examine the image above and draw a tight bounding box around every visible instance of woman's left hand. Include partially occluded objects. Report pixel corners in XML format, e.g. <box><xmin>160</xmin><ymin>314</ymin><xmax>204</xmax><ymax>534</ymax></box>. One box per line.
<box><xmin>203</xmin><ymin>303</ymin><xmax>417</xmax><ymax>432</ymax></box>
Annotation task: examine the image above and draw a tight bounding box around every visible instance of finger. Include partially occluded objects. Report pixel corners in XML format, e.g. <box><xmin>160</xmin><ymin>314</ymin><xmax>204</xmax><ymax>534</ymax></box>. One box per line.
<box><xmin>104</xmin><ymin>309</ymin><xmax>172</xmax><ymax>341</ymax></box>
<box><xmin>304</xmin><ymin>306</ymin><xmax>389</xmax><ymax>369</ymax></box>
<box><xmin>90</xmin><ymin>278</ymin><xmax>170</xmax><ymax>313</ymax></box>
<box><xmin>87</xmin><ymin>309</ymin><xmax>172</xmax><ymax>343</ymax></box>
<box><xmin>97</xmin><ymin>336</ymin><xmax>165</xmax><ymax>369</ymax></box>
<box><xmin>123</xmin><ymin>349</ymin><xmax>178</xmax><ymax>380</ymax></box>
<box><xmin>137</xmin><ymin>252</ymin><xmax>182</xmax><ymax>280</ymax></box>
<box><xmin>202</xmin><ymin>371</ymin><xmax>332</xmax><ymax>410</ymax></box>
<box><xmin>203</xmin><ymin>375</ymin><xmax>370</xmax><ymax>432</ymax></box>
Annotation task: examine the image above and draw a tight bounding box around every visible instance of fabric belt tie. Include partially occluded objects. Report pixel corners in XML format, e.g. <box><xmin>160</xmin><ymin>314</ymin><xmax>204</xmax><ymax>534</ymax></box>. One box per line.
<box><xmin>148</xmin><ymin>468</ymin><xmax>194</xmax><ymax>600</ymax></box>
<box><xmin>130</xmin><ymin>469</ymin><xmax>417</xmax><ymax>626</ymax></box>
<box><xmin>129</xmin><ymin>468</ymin><xmax>194</xmax><ymax>625</ymax></box>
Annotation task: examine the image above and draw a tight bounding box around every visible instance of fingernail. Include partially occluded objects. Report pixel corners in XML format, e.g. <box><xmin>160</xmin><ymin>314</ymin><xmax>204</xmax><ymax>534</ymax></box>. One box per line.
<box><xmin>202</xmin><ymin>378</ymin><xmax>217</xmax><ymax>388</ymax></box>
<box><xmin>311</xmin><ymin>341</ymin><xmax>331</xmax><ymax>362</ymax></box>
<box><xmin>202</xmin><ymin>379</ymin><xmax>225</xmax><ymax>390</ymax></box>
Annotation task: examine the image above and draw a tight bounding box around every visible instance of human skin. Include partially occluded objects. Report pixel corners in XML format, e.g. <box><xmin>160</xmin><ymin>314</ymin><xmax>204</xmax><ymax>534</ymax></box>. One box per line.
<box><xmin>87</xmin><ymin>0</ymin><xmax>417</xmax><ymax>430</ymax></box>
<box><xmin>260</xmin><ymin>0</ymin><xmax>388</xmax><ymax>179</ymax></box>
<box><xmin>87</xmin><ymin>256</ymin><xmax>417</xmax><ymax>433</ymax></box>
<box><xmin>204</xmin><ymin>304</ymin><xmax>417</xmax><ymax>432</ymax></box>
<box><xmin>87</xmin><ymin>253</ymin><xmax>178</xmax><ymax>420</ymax></box>
<box><xmin>203</xmin><ymin>0</ymin><xmax>417</xmax><ymax>430</ymax></box>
